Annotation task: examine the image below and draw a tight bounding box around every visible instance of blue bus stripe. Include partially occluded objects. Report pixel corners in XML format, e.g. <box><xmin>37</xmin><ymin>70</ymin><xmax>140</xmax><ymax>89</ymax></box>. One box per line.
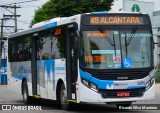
<box><xmin>80</xmin><ymin>69</ymin><xmax>92</xmax><ymax>81</ymax></box>
<box><xmin>44</xmin><ymin>22</ymin><xmax>57</xmax><ymax>29</ymax></box>
<box><xmin>127</xmin><ymin>86</ymin><xmax>145</xmax><ymax>89</ymax></box>
<box><xmin>91</xmin><ymin>11</ymin><xmax>108</xmax><ymax>14</ymax></box>
<box><xmin>80</xmin><ymin>69</ymin><xmax>114</xmax><ymax>89</ymax></box>
<box><xmin>11</xmin><ymin>75</ymin><xmax>28</xmax><ymax>80</ymax></box>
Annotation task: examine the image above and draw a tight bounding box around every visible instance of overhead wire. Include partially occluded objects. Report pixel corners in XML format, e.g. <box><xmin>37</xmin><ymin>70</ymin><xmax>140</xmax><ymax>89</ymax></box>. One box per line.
<box><xmin>10</xmin><ymin>18</ymin><xmax>30</xmax><ymax>25</ymax></box>
<box><xmin>0</xmin><ymin>0</ymin><xmax>41</xmax><ymax>6</ymax></box>
<box><xmin>4</xmin><ymin>27</ymin><xmax>13</xmax><ymax>34</ymax></box>
<box><xmin>17</xmin><ymin>20</ymin><xmax>30</xmax><ymax>24</ymax></box>
<box><xmin>21</xmin><ymin>5</ymin><xmax>40</xmax><ymax>8</ymax></box>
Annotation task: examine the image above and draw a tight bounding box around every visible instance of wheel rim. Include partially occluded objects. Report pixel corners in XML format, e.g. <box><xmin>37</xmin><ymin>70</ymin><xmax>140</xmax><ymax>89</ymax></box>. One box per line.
<box><xmin>61</xmin><ymin>90</ymin><xmax>68</xmax><ymax>105</ymax></box>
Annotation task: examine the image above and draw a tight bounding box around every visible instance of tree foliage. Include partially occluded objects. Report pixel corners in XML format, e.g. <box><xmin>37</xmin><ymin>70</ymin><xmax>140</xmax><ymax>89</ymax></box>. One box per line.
<box><xmin>30</xmin><ymin>0</ymin><xmax>114</xmax><ymax>27</ymax></box>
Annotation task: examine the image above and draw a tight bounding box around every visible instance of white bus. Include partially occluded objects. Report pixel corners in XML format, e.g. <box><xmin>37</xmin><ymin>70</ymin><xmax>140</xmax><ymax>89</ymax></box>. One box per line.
<box><xmin>8</xmin><ymin>11</ymin><xmax>155</xmax><ymax>110</ymax></box>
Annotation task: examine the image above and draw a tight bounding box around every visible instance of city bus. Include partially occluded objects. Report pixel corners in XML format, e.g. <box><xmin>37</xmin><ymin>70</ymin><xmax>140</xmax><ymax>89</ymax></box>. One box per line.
<box><xmin>7</xmin><ymin>11</ymin><xmax>155</xmax><ymax>110</ymax></box>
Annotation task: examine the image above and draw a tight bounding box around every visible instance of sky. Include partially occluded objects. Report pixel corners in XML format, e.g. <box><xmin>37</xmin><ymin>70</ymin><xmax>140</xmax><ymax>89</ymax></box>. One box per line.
<box><xmin>0</xmin><ymin>0</ymin><xmax>48</xmax><ymax>35</ymax></box>
<box><xmin>0</xmin><ymin>0</ymin><xmax>160</xmax><ymax>35</ymax></box>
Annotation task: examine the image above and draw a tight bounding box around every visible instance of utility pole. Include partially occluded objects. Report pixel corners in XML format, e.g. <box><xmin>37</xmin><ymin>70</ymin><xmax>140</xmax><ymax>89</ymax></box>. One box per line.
<box><xmin>0</xmin><ymin>18</ymin><xmax>14</xmax><ymax>61</ymax></box>
<box><xmin>14</xmin><ymin>4</ymin><xmax>19</xmax><ymax>32</ymax></box>
<box><xmin>0</xmin><ymin>4</ymin><xmax>21</xmax><ymax>32</ymax></box>
<box><xmin>0</xmin><ymin>4</ymin><xmax>20</xmax><ymax>61</ymax></box>
<box><xmin>1</xmin><ymin>18</ymin><xmax>4</xmax><ymax>61</ymax></box>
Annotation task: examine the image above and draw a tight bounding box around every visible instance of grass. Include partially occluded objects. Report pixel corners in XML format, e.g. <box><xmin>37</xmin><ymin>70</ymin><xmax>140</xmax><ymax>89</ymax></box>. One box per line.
<box><xmin>155</xmin><ymin>71</ymin><xmax>160</xmax><ymax>83</ymax></box>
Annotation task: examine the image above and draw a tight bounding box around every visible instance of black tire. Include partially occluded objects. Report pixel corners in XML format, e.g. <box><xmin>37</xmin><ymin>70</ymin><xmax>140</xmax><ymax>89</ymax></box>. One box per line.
<box><xmin>22</xmin><ymin>81</ymin><xmax>32</xmax><ymax>104</ymax></box>
<box><xmin>60</xmin><ymin>84</ymin><xmax>71</xmax><ymax>110</ymax></box>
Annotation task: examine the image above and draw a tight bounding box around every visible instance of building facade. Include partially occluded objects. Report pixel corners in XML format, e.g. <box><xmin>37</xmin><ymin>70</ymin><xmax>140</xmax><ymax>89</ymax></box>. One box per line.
<box><xmin>152</xmin><ymin>11</ymin><xmax>160</xmax><ymax>68</ymax></box>
<box><xmin>112</xmin><ymin>0</ymin><xmax>160</xmax><ymax>68</ymax></box>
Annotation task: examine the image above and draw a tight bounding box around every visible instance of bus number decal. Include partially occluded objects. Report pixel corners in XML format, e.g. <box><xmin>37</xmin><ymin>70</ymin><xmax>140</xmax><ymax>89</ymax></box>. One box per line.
<box><xmin>113</xmin><ymin>55</ymin><xmax>121</xmax><ymax>63</ymax></box>
<box><xmin>137</xmin><ymin>81</ymin><xmax>145</xmax><ymax>85</ymax></box>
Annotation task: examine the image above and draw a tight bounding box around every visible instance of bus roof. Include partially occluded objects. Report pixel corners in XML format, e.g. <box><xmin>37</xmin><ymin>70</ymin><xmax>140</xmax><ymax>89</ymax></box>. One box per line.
<box><xmin>8</xmin><ymin>11</ymin><xmax>147</xmax><ymax>39</ymax></box>
<box><xmin>8</xmin><ymin>13</ymin><xmax>81</xmax><ymax>39</ymax></box>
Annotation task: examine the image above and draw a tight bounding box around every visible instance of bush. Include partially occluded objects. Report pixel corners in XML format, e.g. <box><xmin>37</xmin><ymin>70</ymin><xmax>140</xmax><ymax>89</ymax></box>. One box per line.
<box><xmin>155</xmin><ymin>71</ymin><xmax>160</xmax><ymax>83</ymax></box>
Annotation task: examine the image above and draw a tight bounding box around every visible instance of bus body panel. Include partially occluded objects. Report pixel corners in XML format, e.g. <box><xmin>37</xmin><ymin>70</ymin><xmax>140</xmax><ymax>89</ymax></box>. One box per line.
<box><xmin>8</xmin><ymin>61</ymin><xmax>32</xmax><ymax>95</ymax></box>
<box><xmin>37</xmin><ymin>59</ymin><xmax>66</xmax><ymax>99</ymax></box>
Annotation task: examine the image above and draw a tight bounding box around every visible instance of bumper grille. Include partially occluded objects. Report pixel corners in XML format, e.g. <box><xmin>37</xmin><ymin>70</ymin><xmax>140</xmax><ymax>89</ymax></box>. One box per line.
<box><xmin>99</xmin><ymin>88</ymin><xmax>145</xmax><ymax>98</ymax></box>
<box><xmin>96</xmin><ymin>71</ymin><xmax>148</xmax><ymax>80</ymax></box>
<box><xmin>80</xmin><ymin>67</ymin><xmax>153</xmax><ymax>80</ymax></box>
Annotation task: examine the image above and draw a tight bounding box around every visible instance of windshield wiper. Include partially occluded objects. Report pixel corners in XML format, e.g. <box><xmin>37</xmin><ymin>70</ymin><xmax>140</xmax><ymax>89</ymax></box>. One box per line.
<box><xmin>124</xmin><ymin>34</ymin><xmax>128</xmax><ymax>57</ymax></box>
<box><xmin>98</xmin><ymin>28</ymin><xmax>114</xmax><ymax>46</ymax></box>
<box><xmin>98</xmin><ymin>28</ymin><xmax>117</xmax><ymax>57</ymax></box>
<box><xmin>124</xmin><ymin>27</ymin><xmax>137</xmax><ymax>57</ymax></box>
<box><xmin>113</xmin><ymin>32</ymin><xmax>117</xmax><ymax>57</ymax></box>
<box><xmin>126</xmin><ymin>27</ymin><xmax>137</xmax><ymax>46</ymax></box>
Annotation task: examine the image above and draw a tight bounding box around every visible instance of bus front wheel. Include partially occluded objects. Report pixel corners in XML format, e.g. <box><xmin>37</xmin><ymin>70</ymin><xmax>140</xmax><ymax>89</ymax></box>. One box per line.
<box><xmin>60</xmin><ymin>84</ymin><xmax>71</xmax><ymax>110</ymax></box>
<box><xmin>22</xmin><ymin>81</ymin><xmax>31</xmax><ymax>104</ymax></box>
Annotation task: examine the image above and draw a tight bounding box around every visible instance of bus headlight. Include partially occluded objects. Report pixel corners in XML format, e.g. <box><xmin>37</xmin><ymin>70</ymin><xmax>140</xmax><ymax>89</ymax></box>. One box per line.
<box><xmin>145</xmin><ymin>81</ymin><xmax>150</xmax><ymax>91</ymax></box>
<box><xmin>150</xmin><ymin>77</ymin><xmax>154</xmax><ymax>85</ymax></box>
<box><xmin>81</xmin><ymin>78</ymin><xmax>98</xmax><ymax>92</ymax></box>
<box><xmin>145</xmin><ymin>77</ymin><xmax>154</xmax><ymax>91</ymax></box>
<box><xmin>82</xmin><ymin>79</ymin><xmax>89</xmax><ymax>86</ymax></box>
<box><xmin>90</xmin><ymin>83</ymin><xmax>98</xmax><ymax>92</ymax></box>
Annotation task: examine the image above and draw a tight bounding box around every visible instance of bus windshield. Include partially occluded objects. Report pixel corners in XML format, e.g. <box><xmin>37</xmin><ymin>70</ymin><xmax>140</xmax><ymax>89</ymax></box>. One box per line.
<box><xmin>80</xmin><ymin>28</ymin><xmax>152</xmax><ymax>69</ymax></box>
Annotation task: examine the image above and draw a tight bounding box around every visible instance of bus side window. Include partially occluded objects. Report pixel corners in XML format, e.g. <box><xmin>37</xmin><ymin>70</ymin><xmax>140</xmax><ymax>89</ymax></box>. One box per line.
<box><xmin>23</xmin><ymin>36</ymin><xmax>31</xmax><ymax>61</ymax></box>
<box><xmin>23</xmin><ymin>47</ymin><xmax>31</xmax><ymax>61</ymax></box>
<box><xmin>51</xmin><ymin>28</ymin><xmax>65</xmax><ymax>59</ymax></box>
<box><xmin>18</xmin><ymin>50</ymin><xmax>23</xmax><ymax>61</ymax></box>
<box><xmin>8</xmin><ymin>39</ymin><xmax>15</xmax><ymax>62</ymax></box>
<box><xmin>39</xmin><ymin>30</ymin><xmax>52</xmax><ymax>60</ymax></box>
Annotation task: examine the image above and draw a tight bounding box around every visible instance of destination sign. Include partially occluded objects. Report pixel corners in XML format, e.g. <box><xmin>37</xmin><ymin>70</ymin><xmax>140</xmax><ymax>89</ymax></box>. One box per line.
<box><xmin>87</xmin><ymin>32</ymin><xmax>110</xmax><ymax>37</ymax></box>
<box><xmin>83</xmin><ymin>15</ymin><xmax>149</xmax><ymax>25</ymax></box>
<box><xmin>85</xmin><ymin>55</ymin><xmax>106</xmax><ymax>63</ymax></box>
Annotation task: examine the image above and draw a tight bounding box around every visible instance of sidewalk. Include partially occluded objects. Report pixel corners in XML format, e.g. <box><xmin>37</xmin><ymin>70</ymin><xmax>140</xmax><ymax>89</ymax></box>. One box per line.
<box><xmin>155</xmin><ymin>83</ymin><xmax>160</xmax><ymax>88</ymax></box>
<box><xmin>0</xmin><ymin>84</ymin><xmax>7</xmax><ymax>87</ymax></box>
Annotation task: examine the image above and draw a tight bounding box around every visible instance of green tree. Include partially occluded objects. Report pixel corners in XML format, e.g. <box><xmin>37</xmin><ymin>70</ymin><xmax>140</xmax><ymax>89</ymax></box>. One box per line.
<box><xmin>30</xmin><ymin>0</ymin><xmax>114</xmax><ymax>27</ymax></box>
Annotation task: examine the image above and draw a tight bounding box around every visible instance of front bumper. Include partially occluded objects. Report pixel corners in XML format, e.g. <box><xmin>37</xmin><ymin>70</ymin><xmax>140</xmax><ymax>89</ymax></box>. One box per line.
<box><xmin>78</xmin><ymin>82</ymin><xmax>155</xmax><ymax>103</ymax></box>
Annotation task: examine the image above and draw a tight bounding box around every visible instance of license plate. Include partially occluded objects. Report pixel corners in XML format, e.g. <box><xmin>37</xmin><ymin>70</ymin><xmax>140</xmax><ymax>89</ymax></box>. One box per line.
<box><xmin>117</xmin><ymin>92</ymin><xmax>130</xmax><ymax>97</ymax></box>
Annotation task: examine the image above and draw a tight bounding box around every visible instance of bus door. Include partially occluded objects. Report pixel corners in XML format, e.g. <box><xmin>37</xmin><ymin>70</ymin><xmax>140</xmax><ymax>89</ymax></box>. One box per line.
<box><xmin>66</xmin><ymin>24</ymin><xmax>79</xmax><ymax>101</ymax></box>
<box><xmin>31</xmin><ymin>34</ymin><xmax>38</xmax><ymax>96</ymax></box>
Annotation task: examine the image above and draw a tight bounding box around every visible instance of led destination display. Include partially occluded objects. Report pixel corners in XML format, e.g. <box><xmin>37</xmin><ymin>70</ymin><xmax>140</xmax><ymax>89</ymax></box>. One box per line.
<box><xmin>83</xmin><ymin>15</ymin><xmax>149</xmax><ymax>25</ymax></box>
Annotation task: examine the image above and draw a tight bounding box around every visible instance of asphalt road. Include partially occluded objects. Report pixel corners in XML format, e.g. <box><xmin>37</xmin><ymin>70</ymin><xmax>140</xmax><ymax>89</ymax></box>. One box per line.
<box><xmin>0</xmin><ymin>84</ymin><xmax>160</xmax><ymax>113</ymax></box>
